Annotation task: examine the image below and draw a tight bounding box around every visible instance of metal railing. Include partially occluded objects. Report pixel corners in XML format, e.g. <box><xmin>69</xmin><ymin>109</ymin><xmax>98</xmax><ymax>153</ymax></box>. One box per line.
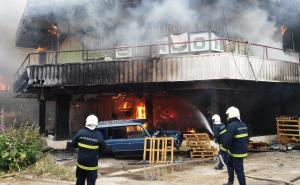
<box><xmin>14</xmin><ymin>39</ymin><xmax>300</xmax><ymax>81</ymax></box>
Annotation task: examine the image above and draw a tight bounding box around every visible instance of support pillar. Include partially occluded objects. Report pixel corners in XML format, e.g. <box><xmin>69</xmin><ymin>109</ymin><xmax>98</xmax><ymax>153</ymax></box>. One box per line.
<box><xmin>145</xmin><ymin>95</ymin><xmax>154</xmax><ymax>130</ymax></box>
<box><xmin>39</xmin><ymin>99</ymin><xmax>46</xmax><ymax>134</ymax></box>
<box><xmin>55</xmin><ymin>94</ymin><xmax>70</xmax><ymax>139</ymax></box>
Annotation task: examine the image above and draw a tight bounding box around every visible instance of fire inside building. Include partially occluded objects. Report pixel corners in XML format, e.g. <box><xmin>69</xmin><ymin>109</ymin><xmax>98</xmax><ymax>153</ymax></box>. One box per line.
<box><xmin>0</xmin><ymin>77</ymin><xmax>10</xmax><ymax>92</ymax></box>
<box><xmin>13</xmin><ymin>0</ymin><xmax>300</xmax><ymax>139</ymax></box>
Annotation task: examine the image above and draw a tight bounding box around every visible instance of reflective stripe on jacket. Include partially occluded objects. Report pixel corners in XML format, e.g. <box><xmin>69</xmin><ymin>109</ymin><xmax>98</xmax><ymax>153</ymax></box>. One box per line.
<box><xmin>213</xmin><ymin>122</ymin><xmax>227</xmax><ymax>144</ymax></box>
<box><xmin>223</xmin><ymin>118</ymin><xmax>249</xmax><ymax>158</ymax></box>
<box><xmin>72</xmin><ymin>127</ymin><xmax>106</xmax><ymax>170</ymax></box>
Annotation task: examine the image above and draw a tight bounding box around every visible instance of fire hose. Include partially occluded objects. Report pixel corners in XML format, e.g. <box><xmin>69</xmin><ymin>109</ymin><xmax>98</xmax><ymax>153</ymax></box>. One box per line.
<box><xmin>218</xmin><ymin>150</ymin><xmax>227</xmax><ymax>169</ymax></box>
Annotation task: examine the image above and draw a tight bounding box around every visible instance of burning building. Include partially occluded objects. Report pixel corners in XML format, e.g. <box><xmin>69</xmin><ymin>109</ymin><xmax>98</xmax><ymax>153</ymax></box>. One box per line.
<box><xmin>13</xmin><ymin>0</ymin><xmax>300</xmax><ymax>139</ymax></box>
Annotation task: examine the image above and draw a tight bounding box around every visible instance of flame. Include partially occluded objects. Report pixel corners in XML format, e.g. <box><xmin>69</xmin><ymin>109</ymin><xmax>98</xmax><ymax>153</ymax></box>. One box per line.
<box><xmin>280</xmin><ymin>25</ymin><xmax>287</xmax><ymax>35</ymax></box>
<box><xmin>143</xmin><ymin>122</ymin><xmax>148</xmax><ymax>129</ymax></box>
<box><xmin>187</xmin><ymin>128</ymin><xmax>196</xmax><ymax>134</ymax></box>
<box><xmin>36</xmin><ymin>47</ymin><xmax>47</xmax><ymax>53</ymax></box>
<box><xmin>0</xmin><ymin>82</ymin><xmax>6</xmax><ymax>91</ymax></box>
<box><xmin>48</xmin><ymin>24</ymin><xmax>59</xmax><ymax>38</ymax></box>
<box><xmin>0</xmin><ymin>77</ymin><xmax>9</xmax><ymax>91</ymax></box>
<box><xmin>123</xmin><ymin>102</ymin><xmax>129</xmax><ymax>109</ymax></box>
<box><xmin>136</xmin><ymin>104</ymin><xmax>146</xmax><ymax>119</ymax></box>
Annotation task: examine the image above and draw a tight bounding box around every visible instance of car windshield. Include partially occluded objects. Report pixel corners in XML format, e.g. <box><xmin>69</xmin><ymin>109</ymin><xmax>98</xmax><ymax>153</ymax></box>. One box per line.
<box><xmin>98</xmin><ymin>124</ymin><xmax>148</xmax><ymax>140</ymax></box>
<box><xmin>126</xmin><ymin>125</ymin><xmax>147</xmax><ymax>138</ymax></box>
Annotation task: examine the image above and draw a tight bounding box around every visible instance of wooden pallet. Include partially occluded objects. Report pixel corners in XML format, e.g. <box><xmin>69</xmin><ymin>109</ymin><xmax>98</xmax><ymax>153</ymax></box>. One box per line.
<box><xmin>143</xmin><ymin>137</ymin><xmax>174</xmax><ymax>164</ymax></box>
<box><xmin>184</xmin><ymin>133</ymin><xmax>217</xmax><ymax>159</ymax></box>
<box><xmin>276</xmin><ymin>117</ymin><xmax>300</xmax><ymax>145</ymax></box>
<box><xmin>190</xmin><ymin>150</ymin><xmax>217</xmax><ymax>158</ymax></box>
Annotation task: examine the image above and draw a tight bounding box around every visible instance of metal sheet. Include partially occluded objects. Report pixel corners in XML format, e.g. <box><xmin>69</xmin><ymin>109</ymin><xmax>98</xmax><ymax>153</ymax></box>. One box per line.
<box><xmin>15</xmin><ymin>53</ymin><xmax>300</xmax><ymax>93</ymax></box>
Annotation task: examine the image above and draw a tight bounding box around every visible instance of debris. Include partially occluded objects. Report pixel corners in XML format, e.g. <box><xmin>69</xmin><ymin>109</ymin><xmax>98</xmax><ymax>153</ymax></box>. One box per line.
<box><xmin>128</xmin><ymin>160</ymin><xmax>149</xmax><ymax>165</ymax></box>
<box><xmin>245</xmin><ymin>175</ymin><xmax>296</xmax><ymax>185</ymax></box>
<box><xmin>269</xmin><ymin>143</ymin><xmax>295</xmax><ymax>152</ymax></box>
<box><xmin>249</xmin><ymin>135</ymin><xmax>276</xmax><ymax>144</ymax></box>
<box><xmin>0</xmin><ymin>173</ymin><xmax>16</xmax><ymax>179</ymax></box>
<box><xmin>248</xmin><ymin>140</ymin><xmax>270</xmax><ymax>152</ymax></box>
<box><xmin>55</xmin><ymin>157</ymin><xmax>75</xmax><ymax>162</ymax></box>
<box><xmin>144</xmin><ymin>175</ymin><xmax>159</xmax><ymax>181</ymax></box>
<box><xmin>279</xmin><ymin>164</ymin><xmax>284</xmax><ymax>167</ymax></box>
<box><xmin>48</xmin><ymin>135</ymin><xmax>54</xmax><ymax>140</ymax></box>
<box><xmin>290</xmin><ymin>176</ymin><xmax>300</xmax><ymax>183</ymax></box>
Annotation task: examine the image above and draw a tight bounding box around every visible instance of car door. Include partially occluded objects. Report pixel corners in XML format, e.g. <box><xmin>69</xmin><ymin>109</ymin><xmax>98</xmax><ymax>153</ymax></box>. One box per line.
<box><xmin>105</xmin><ymin>126</ymin><xmax>131</xmax><ymax>157</ymax></box>
<box><xmin>126</xmin><ymin>125</ymin><xmax>149</xmax><ymax>156</ymax></box>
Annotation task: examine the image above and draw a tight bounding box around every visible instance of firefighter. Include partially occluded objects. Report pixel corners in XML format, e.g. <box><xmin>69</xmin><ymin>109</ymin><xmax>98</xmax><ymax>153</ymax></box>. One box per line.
<box><xmin>72</xmin><ymin>115</ymin><xmax>106</xmax><ymax>185</ymax></box>
<box><xmin>223</xmin><ymin>106</ymin><xmax>249</xmax><ymax>185</ymax></box>
<box><xmin>212</xmin><ymin>114</ymin><xmax>228</xmax><ymax>170</ymax></box>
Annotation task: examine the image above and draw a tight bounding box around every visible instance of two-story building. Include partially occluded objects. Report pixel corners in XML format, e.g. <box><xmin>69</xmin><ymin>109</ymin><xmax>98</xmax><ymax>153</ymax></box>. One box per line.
<box><xmin>14</xmin><ymin>0</ymin><xmax>300</xmax><ymax>139</ymax></box>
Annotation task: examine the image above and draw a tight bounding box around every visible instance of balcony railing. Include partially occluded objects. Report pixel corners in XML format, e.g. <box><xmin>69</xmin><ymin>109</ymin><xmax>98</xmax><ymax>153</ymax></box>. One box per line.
<box><xmin>14</xmin><ymin>39</ymin><xmax>300</xmax><ymax>82</ymax></box>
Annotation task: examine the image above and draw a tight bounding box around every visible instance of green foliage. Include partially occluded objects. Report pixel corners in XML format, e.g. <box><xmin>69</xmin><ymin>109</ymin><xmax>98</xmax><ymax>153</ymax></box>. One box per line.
<box><xmin>0</xmin><ymin>123</ymin><xmax>44</xmax><ymax>172</ymax></box>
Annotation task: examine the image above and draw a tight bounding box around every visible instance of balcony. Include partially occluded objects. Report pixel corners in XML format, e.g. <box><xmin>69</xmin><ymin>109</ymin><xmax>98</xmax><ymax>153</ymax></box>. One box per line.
<box><xmin>14</xmin><ymin>39</ymin><xmax>300</xmax><ymax>95</ymax></box>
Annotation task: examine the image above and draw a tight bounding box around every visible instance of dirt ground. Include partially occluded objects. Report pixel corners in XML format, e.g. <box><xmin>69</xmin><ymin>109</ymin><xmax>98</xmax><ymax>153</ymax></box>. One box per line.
<box><xmin>0</xmin><ymin>151</ymin><xmax>299</xmax><ymax>185</ymax></box>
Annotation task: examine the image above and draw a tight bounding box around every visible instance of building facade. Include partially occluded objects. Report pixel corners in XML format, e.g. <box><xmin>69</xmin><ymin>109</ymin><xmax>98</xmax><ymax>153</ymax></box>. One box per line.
<box><xmin>14</xmin><ymin>0</ymin><xmax>300</xmax><ymax>139</ymax></box>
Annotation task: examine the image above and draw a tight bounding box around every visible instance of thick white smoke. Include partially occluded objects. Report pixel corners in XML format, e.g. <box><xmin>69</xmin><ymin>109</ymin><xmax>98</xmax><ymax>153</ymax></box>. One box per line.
<box><xmin>62</xmin><ymin>0</ymin><xmax>294</xmax><ymax>61</ymax></box>
<box><xmin>10</xmin><ymin>0</ymin><xmax>300</xmax><ymax>64</ymax></box>
<box><xmin>0</xmin><ymin>0</ymin><xmax>29</xmax><ymax>79</ymax></box>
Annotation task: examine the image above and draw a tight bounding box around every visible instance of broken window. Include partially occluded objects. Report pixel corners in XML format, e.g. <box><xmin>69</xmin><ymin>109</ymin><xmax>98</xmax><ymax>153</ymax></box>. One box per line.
<box><xmin>127</xmin><ymin>125</ymin><xmax>147</xmax><ymax>139</ymax></box>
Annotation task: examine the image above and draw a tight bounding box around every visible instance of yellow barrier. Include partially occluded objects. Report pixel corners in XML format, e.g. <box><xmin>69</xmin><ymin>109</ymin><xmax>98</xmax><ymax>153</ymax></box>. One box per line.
<box><xmin>143</xmin><ymin>137</ymin><xmax>174</xmax><ymax>164</ymax></box>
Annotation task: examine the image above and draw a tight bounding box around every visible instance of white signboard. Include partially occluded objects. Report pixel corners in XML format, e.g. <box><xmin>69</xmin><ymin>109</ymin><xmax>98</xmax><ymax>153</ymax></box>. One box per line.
<box><xmin>156</xmin><ymin>37</ymin><xmax>169</xmax><ymax>55</ymax></box>
<box><xmin>211</xmin><ymin>33</ymin><xmax>223</xmax><ymax>52</ymax></box>
<box><xmin>190</xmin><ymin>32</ymin><xmax>209</xmax><ymax>52</ymax></box>
<box><xmin>170</xmin><ymin>33</ymin><xmax>189</xmax><ymax>54</ymax></box>
<box><xmin>115</xmin><ymin>47</ymin><xmax>132</xmax><ymax>58</ymax></box>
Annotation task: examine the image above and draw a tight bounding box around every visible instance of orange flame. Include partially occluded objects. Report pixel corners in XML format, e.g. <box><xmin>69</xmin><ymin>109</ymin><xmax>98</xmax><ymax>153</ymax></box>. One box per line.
<box><xmin>280</xmin><ymin>25</ymin><xmax>287</xmax><ymax>35</ymax></box>
<box><xmin>123</xmin><ymin>102</ymin><xmax>129</xmax><ymax>109</ymax></box>
<box><xmin>136</xmin><ymin>104</ymin><xmax>146</xmax><ymax>119</ymax></box>
<box><xmin>187</xmin><ymin>128</ymin><xmax>196</xmax><ymax>134</ymax></box>
<box><xmin>36</xmin><ymin>47</ymin><xmax>47</xmax><ymax>53</ymax></box>
<box><xmin>0</xmin><ymin>77</ymin><xmax>9</xmax><ymax>91</ymax></box>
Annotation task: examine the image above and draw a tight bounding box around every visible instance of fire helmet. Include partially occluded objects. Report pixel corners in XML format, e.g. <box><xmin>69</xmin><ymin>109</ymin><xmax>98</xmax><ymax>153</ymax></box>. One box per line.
<box><xmin>212</xmin><ymin>114</ymin><xmax>221</xmax><ymax>124</ymax></box>
<box><xmin>85</xmin><ymin>115</ymin><xmax>98</xmax><ymax>130</ymax></box>
<box><xmin>226</xmin><ymin>106</ymin><xmax>240</xmax><ymax>120</ymax></box>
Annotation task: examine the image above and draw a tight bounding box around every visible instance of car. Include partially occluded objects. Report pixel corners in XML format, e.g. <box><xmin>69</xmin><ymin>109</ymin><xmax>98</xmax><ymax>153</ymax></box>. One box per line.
<box><xmin>152</xmin><ymin>130</ymin><xmax>183</xmax><ymax>149</ymax></box>
<box><xmin>96</xmin><ymin>119</ymin><xmax>182</xmax><ymax>158</ymax></box>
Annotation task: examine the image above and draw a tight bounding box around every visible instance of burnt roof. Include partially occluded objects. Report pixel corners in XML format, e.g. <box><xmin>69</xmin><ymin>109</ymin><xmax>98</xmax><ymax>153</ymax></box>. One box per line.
<box><xmin>15</xmin><ymin>0</ymin><xmax>143</xmax><ymax>49</ymax></box>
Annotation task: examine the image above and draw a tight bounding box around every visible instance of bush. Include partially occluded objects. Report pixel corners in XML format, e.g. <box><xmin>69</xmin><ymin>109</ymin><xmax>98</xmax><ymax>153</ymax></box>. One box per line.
<box><xmin>0</xmin><ymin>123</ymin><xmax>44</xmax><ymax>172</ymax></box>
<box><xmin>26</xmin><ymin>154</ymin><xmax>75</xmax><ymax>181</ymax></box>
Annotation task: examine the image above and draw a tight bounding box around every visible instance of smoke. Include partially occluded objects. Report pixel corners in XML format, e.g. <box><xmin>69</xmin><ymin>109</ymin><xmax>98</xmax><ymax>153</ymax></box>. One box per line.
<box><xmin>0</xmin><ymin>0</ymin><xmax>29</xmax><ymax>79</ymax></box>
<box><xmin>64</xmin><ymin>0</ymin><xmax>200</xmax><ymax>46</ymax></box>
<box><xmin>16</xmin><ymin>0</ymin><xmax>300</xmax><ymax>61</ymax></box>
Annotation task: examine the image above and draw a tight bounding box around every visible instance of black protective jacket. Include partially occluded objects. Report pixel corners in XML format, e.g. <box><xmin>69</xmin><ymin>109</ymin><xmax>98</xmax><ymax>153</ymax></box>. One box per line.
<box><xmin>223</xmin><ymin>118</ymin><xmax>249</xmax><ymax>158</ymax></box>
<box><xmin>72</xmin><ymin>127</ymin><xmax>106</xmax><ymax>170</ymax></box>
<box><xmin>213</xmin><ymin>122</ymin><xmax>227</xmax><ymax>151</ymax></box>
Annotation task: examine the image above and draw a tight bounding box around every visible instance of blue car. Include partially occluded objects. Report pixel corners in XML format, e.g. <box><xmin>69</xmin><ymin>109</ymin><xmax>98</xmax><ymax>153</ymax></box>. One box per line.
<box><xmin>96</xmin><ymin>119</ymin><xmax>182</xmax><ymax>158</ymax></box>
